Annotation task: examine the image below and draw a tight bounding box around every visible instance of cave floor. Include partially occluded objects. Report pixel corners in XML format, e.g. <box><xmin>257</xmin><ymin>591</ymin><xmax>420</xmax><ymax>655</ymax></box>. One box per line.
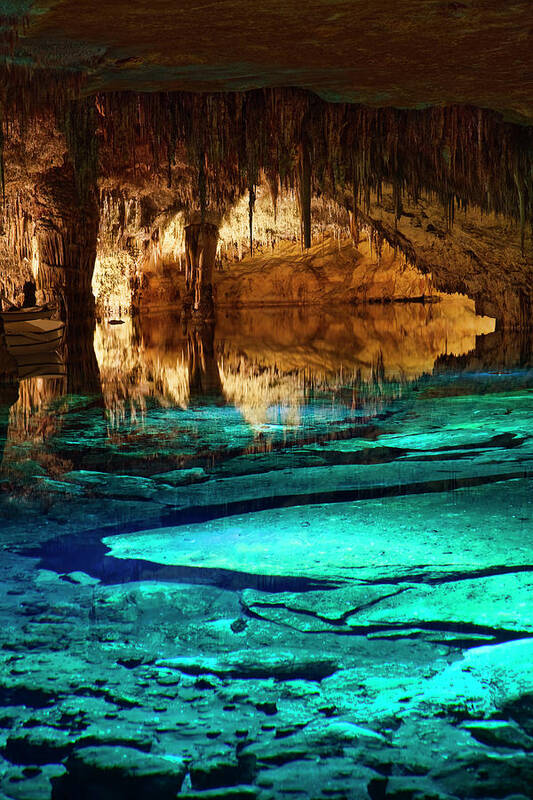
<box><xmin>0</xmin><ymin>310</ymin><xmax>532</xmax><ymax>800</ymax></box>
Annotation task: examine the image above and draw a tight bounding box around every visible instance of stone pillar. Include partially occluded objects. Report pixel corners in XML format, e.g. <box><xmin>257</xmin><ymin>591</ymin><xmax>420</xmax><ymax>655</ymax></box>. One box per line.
<box><xmin>184</xmin><ymin>221</ymin><xmax>219</xmax><ymax>318</ymax></box>
<box><xmin>32</xmin><ymin>162</ymin><xmax>99</xmax><ymax>325</ymax></box>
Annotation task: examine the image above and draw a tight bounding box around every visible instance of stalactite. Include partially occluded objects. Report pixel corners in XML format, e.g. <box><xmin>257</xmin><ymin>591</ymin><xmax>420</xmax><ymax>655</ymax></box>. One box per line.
<box><xmin>514</xmin><ymin>170</ymin><xmax>526</xmax><ymax>255</ymax></box>
<box><xmin>1</xmin><ymin>81</ymin><xmax>532</xmax><ymax>274</ymax></box>
<box><xmin>0</xmin><ymin>64</ymin><xmax>83</xmax><ymax>128</ymax></box>
<box><xmin>265</xmin><ymin>169</ymin><xmax>279</xmax><ymax>222</ymax></box>
<box><xmin>0</xmin><ymin>110</ymin><xmax>4</xmax><ymax>204</ymax></box>
<box><xmin>198</xmin><ymin>151</ymin><xmax>207</xmax><ymax>222</ymax></box>
<box><xmin>103</xmin><ymin>91</ymin><xmax>532</xmax><ymax>242</ymax></box>
<box><xmin>4</xmin><ymin>78</ymin><xmax>531</xmax><ymax>234</ymax></box>
<box><xmin>298</xmin><ymin>130</ymin><xmax>312</xmax><ymax>249</ymax></box>
<box><xmin>248</xmin><ymin>182</ymin><xmax>255</xmax><ymax>257</ymax></box>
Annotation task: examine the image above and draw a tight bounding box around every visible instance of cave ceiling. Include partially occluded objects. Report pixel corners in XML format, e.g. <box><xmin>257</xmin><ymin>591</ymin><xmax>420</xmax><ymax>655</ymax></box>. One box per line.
<box><xmin>2</xmin><ymin>0</ymin><xmax>533</xmax><ymax>122</ymax></box>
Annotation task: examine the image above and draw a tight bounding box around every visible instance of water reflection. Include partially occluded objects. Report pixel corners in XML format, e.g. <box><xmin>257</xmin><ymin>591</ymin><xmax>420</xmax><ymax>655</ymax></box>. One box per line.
<box><xmin>0</xmin><ymin>297</ymin><xmax>500</xmax><ymax>486</ymax></box>
<box><xmin>94</xmin><ymin>296</ymin><xmax>494</xmax><ymax>429</ymax></box>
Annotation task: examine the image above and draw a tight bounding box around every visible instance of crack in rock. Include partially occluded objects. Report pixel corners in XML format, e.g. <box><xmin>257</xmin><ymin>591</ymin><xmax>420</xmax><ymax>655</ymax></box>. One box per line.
<box><xmin>241</xmin><ymin>587</ymin><xmax>410</xmax><ymax>628</ymax></box>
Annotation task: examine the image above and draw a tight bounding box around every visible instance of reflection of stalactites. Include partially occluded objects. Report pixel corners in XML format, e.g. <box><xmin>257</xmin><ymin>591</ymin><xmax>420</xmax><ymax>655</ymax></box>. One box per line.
<box><xmin>9</xmin><ymin>376</ymin><xmax>67</xmax><ymax>441</ymax></box>
<box><xmin>94</xmin><ymin>317</ymin><xmax>190</xmax><ymax>424</ymax></box>
<box><xmin>187</xmin><ymin>322</ymin><xmax>223</xmax><ymax>401</ymax></box>
<box><xmin>0</xmin><ymin>378</ymin><xmax>19</xmax><ymax>469</ymax></box>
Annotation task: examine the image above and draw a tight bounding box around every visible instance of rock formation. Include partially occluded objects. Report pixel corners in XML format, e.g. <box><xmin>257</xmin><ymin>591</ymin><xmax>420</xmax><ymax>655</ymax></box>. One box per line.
<box><xmin>33</xmin><ymin>162</ymin><xmax>99</xmax><ymax>324</ymax></box>
<box><xmin>184</xmin><ymin>221</ymin><xmax>219</xmax><ymax>318</ymax></box>
<box><xmin>0</xmin><ymin>92</ymin><xmax>530</xmax><ymax>327</ymax></box>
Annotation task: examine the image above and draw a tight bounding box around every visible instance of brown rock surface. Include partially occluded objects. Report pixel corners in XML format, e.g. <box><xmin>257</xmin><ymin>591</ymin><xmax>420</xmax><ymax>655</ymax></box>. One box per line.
<box><xmin>10</xmin><ymin>1</ymin><xmax>533</xmax><ymax>122</ymax></box>
<box><xmin>215</xmin><ymin>237</ymin><xmax>435</xmax><ymax>308</ymax></box>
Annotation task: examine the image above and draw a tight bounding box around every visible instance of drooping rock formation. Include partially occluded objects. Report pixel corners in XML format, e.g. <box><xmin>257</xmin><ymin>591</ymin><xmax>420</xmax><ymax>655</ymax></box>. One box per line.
<box><xmin>358</xmin><ymin>188</ymin><xmax>533</xmax><ymax>328</ymax></box>
<box><xmin>0</xmin><ymin>87</ymin><xmax>531</xmax><ymax>326</ymax></box>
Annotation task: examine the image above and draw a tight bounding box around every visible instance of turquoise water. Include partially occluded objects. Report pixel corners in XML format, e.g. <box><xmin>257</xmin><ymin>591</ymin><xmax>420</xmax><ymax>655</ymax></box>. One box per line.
<box><xmin>1</xmin><ymin>307</ymin><xmax>533</xmax><ymax>799</ymax></box>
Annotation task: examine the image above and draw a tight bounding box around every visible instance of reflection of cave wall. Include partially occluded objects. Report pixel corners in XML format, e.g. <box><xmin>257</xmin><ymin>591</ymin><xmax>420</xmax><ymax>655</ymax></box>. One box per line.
<box><xmin>215</xmin><ymin>299</ymin><xmax>494</xmax><ymax>381</ymax></box>
<box><xmin>436</xmin><ymin>329</ymin><xmax>533</xmax><ymax>374</ymax></box>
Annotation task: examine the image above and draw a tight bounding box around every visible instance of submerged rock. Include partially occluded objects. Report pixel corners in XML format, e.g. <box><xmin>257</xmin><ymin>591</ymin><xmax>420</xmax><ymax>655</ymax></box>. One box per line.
<box><xmin>179</xmin><ymin>789</ymin><xmax>259</xmax><ymax>800</ymax></box>
<box><xmin>460</xmin><ymin>720</ymin><xmax>533</xmax><ymax>750</ymax></box>
<box><xmin>4</xmin><ymin>726</ymin><xmax>73</xmax><ymax>765</ymax></box>
<box><xmin>104</xmin><ymin>479</ymin><xmax>533</xmax><ymax>583</ymax></box>
<box><xmin>52</xmin><ymin>745</ymin><xmax>186</xmax><ymax>800</ymax></box>
<box><xmin>156</xmin><ymin>651</ymin><xmax>339</xmax><ymax>681</ymax></box>
<box><xmin>189</xmin><ymin>752</ymin><xmax>257</xmax><ymax>790</ymax></box>
<box><xmin>254</xmin><ymin>756</ymin><xmax>378</xmax><ymax>797</ymax></box>
<box><xmin>62</xmin><ymin>471</ymin><xmax>158</xmax><ymax>500</ymax></box>
<box><xmin>61</xmin><ymin>571</ymin><xmax>101</xmax><ymax>587</ymax></box>
<box><xmin>96</xmin><ymin>581</ymin><xmax>239</xmax><ymax>623</ymax></box>
<box><xmin>150</xmin><ymin>467</ymin><xmax>208</xmax><ymax>486</ymax></box>
<box><xmin>0</xmin><ymin>763</ymin><xmax>66</xmax><ymax>800</ymax></box>
<box><xmin>501</xmin><ymin>693</ymin><xmax>533</xmax><ymax>737</ymax></box>
<box><xmin>420</xmin><ymin>638</ymin><xmax>533</xmax><ymax>719</ymax></box>
<box><xmin>430</xmin><ymin>750</ymin><xmax>533</xmax><ymax>799</ymax></box>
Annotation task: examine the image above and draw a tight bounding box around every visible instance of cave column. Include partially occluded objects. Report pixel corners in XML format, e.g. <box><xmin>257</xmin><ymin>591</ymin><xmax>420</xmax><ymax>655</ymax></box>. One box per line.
<box><xmin>32</xmin><ymin>162</ymin><xmax>99</xmax><ymax>325</ymax></box>
<box><xmin>184</xmin><ymin>221</ymin><xmax>219</xmax><ymax>318</ymax></box>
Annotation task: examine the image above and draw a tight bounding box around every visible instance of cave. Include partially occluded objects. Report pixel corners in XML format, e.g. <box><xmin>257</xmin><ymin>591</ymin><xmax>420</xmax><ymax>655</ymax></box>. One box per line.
<box><xmin>0</xmin><ymin>3</ymin><xmax>532</xmax><ymax>799</ymax></box>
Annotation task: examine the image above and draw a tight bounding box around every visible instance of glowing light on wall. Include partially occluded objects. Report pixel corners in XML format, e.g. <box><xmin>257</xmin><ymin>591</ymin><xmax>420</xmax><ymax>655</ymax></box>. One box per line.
<box><xmin>31</xmin><ymin>235</ymin><xmax>39</xmax><ymax>281</ymax></box>
<box><xmin>92</xmin><ymin>253</ymin><xmax>137</xmax><ymax>318</ymax></box>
